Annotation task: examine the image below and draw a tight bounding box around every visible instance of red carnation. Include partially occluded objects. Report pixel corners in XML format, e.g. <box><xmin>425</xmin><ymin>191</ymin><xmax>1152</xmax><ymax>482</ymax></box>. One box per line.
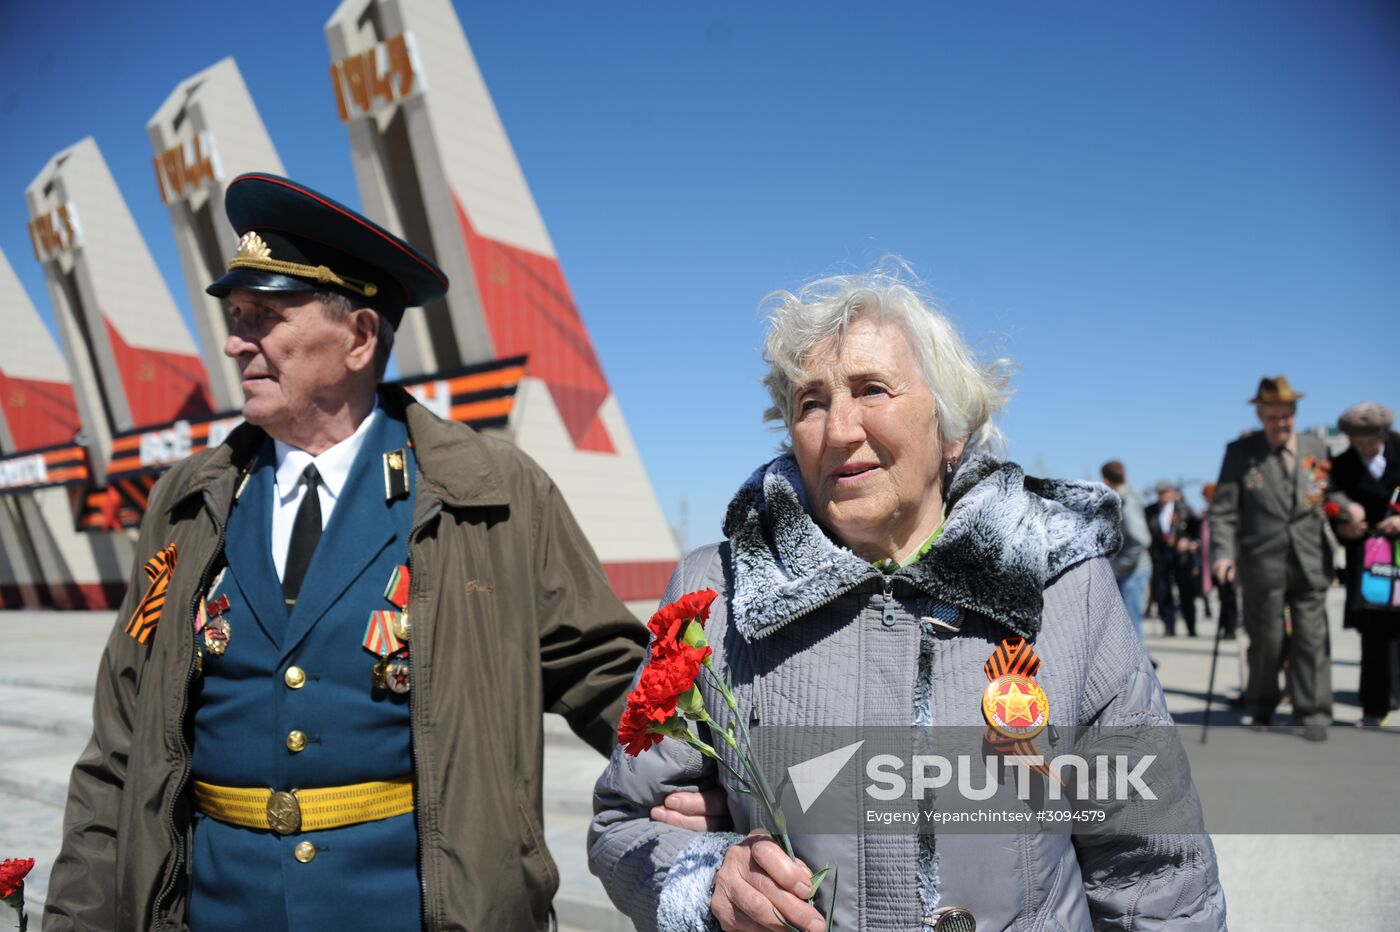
<box><xmin>615</xmin><ymin>644</ymin><xmax>707</xmax><ymax>756</ymax></box>
<box><xmin>620</xmin><ymin>592</ymin><xmax>718</xmax><ymax>756</ymax></box>
<box><xmin>0</xmin><ymin>859</ymin><xmax>32</xmax><ymax>901</ymax></box>
<box><xmin>646</xmin><ymin>588</ymin><xmax>718</xmax><ymax>643</ymax></box>
<box><xmin>1323</xmin><ymin>501</ymin><xmax>1341</xmax><ymax>520</ymax></box>
<box><xmin>617</xmin><ymin>700</ymin><xmax>665</xmax><ymax>755</ymax></box>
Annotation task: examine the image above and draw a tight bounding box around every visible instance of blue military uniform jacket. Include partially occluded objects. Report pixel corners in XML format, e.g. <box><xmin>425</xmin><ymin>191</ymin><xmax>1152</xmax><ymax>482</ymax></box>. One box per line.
<box><xmin>189</xmin><ymin>408</ymin><xmax>421</xmax><ymax>931</ymax></box>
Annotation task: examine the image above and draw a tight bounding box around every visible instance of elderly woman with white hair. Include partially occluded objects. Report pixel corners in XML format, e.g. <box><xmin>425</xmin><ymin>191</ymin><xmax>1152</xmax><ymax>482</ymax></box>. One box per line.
<box><xmin>590</xmin><ymin>270</ymin><xmax>1225</xmax><ymax>931</ymax></box>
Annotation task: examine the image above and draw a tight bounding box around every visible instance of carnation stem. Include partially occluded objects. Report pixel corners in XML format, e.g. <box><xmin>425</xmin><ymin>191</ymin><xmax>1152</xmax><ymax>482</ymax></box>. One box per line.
<box><xmin>700</xmin><ymin>666</ymin><xmax>795</xmax><ymax>858</ymax></box>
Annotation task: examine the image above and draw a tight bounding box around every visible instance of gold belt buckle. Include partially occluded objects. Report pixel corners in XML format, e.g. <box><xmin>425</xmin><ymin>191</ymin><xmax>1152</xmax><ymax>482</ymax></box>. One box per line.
<box><xmin>266</xmin><ymin>790</ymin><xmax>301</xmax><ymax>835</ymax></box>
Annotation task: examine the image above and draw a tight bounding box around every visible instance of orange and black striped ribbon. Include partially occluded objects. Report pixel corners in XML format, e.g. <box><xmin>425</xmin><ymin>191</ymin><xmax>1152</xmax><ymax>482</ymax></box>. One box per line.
<box><xmin>125</xmin><ymin>544</ymin><xmax>178</xmax><ymax>644</ymax></box>
<box><xmin>983</xmin><ymin>636</ymin><xmax>1052</xmax><ymax>778</ymax></box>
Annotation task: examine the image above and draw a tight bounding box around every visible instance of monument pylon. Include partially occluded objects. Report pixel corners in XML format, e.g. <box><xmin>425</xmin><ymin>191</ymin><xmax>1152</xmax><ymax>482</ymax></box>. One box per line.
<box><xmin>148</xmin><ymin>57</ymin><xmax>288</xmax><ymax>411</ymax></box>
<box><xmin>324</xmin><ymin>0</ymin><xmax>678</xmax><ymax>609</ymax></box>
<box><xmin>26</xmin><ymin>137</ymin><xmax>214</xmax><ymax>482</ymax></box>
<box><xmin>0</xmin><ymin>247</ymin><xmax>130</xmax><ymax>609</ymax></box>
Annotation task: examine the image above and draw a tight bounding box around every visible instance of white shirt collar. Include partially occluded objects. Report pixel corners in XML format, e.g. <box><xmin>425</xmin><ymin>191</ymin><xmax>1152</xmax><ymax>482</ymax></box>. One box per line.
<box><xmin>1365</xmin><ymin>449</ymin><xmax>1387</xmax><ymax>481</ymax></box>
<box><xmin>273</xmin><ymin>402</ymin><xmax>380</xmax><ymax>505</ymax></box>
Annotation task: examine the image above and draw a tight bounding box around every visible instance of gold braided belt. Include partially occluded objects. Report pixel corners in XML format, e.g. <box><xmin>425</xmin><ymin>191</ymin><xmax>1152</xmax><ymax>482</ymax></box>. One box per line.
<box><xmin>193</xmin><ymin>776</ymin><xmax>414</xmax><ymax>835</ymax></box>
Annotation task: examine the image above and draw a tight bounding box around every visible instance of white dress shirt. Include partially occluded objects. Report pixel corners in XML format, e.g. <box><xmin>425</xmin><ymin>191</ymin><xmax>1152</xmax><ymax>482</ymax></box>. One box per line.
<box><xmin>271</xmin><ymin>406</ymin><xmax>380</xmax><ymax>581</ymax></box>
<box><xmin>1364</xmin><ymin>450</ymin><xmax>1387</xmax><ymax>482</ymax></box>
<box><xmin>1157</xmin><ymin>500</ymin><xmax>1176</xmax><ymax>535</ymax></box>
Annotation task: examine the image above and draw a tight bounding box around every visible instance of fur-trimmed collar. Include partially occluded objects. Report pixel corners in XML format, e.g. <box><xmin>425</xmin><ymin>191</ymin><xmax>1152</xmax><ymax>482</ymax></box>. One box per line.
<box><xmin>721</xmin><ymin>452</ymin><xmax>1122</xmax><ymax>641</ymax></box>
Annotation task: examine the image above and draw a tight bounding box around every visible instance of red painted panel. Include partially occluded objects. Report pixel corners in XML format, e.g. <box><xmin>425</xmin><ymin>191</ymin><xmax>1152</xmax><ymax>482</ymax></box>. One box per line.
<box><xmin>452</xmin><ymin>195</ymin><xmax>615</xmax><ymax>453</ymax></box>
<box><xmin>0</xmin><ymin>580</ymin><xmax>124</xmax><ymax>610</ymax></box>
<box><xmin>0</xmin><ymin>584</ymin><xmax>42</xmax><ymax>609</ymax></box>
<box><xmin>50</xmin><ymin>580</ymin><xmax>127</xmax><ymax>611</ymax></box>
<box><xmin>602</xmin><ymin>560</ymin><xmax>678</xmax><ymax>603</ymax></box>
<box><xmin>0</xmin><ymin>371</ymin><xmax>81</xmax><ymax>450</ymax></box>
<box><xmin>102</xmin><ymin>316</ymin><xmax>213</xmax><ymax>427</ymax></box>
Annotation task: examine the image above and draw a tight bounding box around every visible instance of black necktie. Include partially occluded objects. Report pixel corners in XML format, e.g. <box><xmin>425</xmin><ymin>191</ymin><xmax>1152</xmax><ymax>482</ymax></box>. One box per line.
<box><xmin>283</xmin><ymin>464</ymin><xmax>323</xmax><ymax>604</ymax></box>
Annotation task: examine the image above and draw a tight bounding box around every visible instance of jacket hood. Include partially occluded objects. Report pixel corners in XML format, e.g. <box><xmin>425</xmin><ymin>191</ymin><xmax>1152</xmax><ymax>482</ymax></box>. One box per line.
<box><xmin>721</xmin><ymin>451</ymin><xmax>1122</xmax><ymax>640</ymax></box>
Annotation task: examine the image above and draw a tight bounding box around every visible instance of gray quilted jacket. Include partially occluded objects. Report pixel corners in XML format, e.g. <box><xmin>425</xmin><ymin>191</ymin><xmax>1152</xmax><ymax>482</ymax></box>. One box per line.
<box><xmin>589</xmin><ymin>453</ymin><xmax>1227</xmax><ymax>931</ymax></box>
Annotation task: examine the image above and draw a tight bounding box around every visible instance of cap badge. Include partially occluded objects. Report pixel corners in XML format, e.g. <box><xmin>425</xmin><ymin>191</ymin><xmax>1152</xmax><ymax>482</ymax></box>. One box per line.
<box><xmin>235</xmin><ymin>231</ymin><xmax>273</xmax><ymax>260</ymax></box>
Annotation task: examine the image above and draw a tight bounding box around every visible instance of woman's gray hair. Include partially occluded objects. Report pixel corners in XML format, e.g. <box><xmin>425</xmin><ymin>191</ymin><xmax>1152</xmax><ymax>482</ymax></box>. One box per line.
<box><xmin>760</xmin><ymin>266</ymin><xmax>1012</xmax><ymax>454</ymax></box>
<box><xmin>315</xmin><ymin>290</ymin><xmax>396</xmax><ymax>380</ymax></box>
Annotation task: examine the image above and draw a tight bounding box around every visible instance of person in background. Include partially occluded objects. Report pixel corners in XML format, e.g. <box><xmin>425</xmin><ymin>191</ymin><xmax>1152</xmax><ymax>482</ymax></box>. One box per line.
<box><xmin>1102</xmin><ymin>460</ymin><xmax>1152</xmax><ymax>639</ymax></box>
<box><xmin>1327</xmin><ymin>402</ymin><xmax>1400</xmax><ymax>726</ymax></box>
<box><xmin>1145</xmin><ymin>482</ymin><xmax>1202</xmax><ymax>636</ymax></box>
<box><xmin>1210</xmin><ymin>375</ymin><xmax>1333</xmax><ymax>741</ymax></box>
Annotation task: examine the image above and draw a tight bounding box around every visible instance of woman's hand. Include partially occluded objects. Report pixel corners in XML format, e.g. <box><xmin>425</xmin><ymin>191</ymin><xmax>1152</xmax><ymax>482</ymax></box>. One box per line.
<box><xmin>650</xmin><ymin>788</ymin><xmax>732</xmax><ymax>831</ymax></box>
<box><xmin>712</xmin><ymin>832</ymin><xmax>824</xmax><ymax>932</ymax></box>
<box><xmin>1377</xmin><ymin>514</ymin><xmax>1400</xmax><ymax>537</ymax></box>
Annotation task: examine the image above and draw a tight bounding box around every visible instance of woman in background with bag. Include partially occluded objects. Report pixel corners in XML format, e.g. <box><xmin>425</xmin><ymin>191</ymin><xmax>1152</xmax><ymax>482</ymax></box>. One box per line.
<box><xmin>1328</xmin><ymin>402</ymin><xmax>1400</xmax><ymax>726</ymax></box>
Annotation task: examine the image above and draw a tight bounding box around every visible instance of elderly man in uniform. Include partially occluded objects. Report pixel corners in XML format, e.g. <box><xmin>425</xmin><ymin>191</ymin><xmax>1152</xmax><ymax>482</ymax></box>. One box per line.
<box><xmin>1210</xmin><ymin>375</ymin><xmax>1333</xmax><ymax>741</ymax></box>
<box><xmin>44</xmin><ymin>174</ymin><xmax>656</xmax><ymax>930</ymax></box>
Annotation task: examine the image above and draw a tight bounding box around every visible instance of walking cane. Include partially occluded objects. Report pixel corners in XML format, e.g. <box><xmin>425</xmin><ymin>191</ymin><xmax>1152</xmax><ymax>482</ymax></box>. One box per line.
<box><xmin>1200</xmin><ymin>582</ymin><xmax>1226</xmax><ymax>744</ymax></box>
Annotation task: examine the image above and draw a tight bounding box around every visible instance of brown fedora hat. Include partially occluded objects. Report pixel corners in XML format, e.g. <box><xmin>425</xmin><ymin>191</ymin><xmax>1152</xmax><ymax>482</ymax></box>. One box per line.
<box><xmin>1248</xmin><ymin>374</ymin><xmax>1304</xmax><ymax>405</ymax></box>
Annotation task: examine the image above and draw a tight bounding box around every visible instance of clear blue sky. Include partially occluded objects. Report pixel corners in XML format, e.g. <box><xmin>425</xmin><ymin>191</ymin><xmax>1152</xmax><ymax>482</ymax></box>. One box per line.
<box><xmin>2</xmin><ymin>1</ymin><xmax>1396</xmax><ymax>548</ymax></box>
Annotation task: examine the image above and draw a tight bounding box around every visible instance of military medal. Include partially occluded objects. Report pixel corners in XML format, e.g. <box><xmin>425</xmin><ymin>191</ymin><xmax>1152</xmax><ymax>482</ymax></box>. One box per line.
<box><xmin>363</xmin><ymin>566</ymin><xmax>414</xmax><ymax>691</ymax></box>
<box><xmin>193</xmin><ymin>598</ymin><xmax>207</xmax><ymax>674</ymax></box>
<box><xmin>364</xmin><ymin>610</ymin><xmax>404</xmax><ymax>656</ymax></box>
<box><xmin>386</xmin><ymin>657</ymin><xmax>412</xmax><ymax>694</ymax></box>
<box><xmin>981</xmin><ymin>637</ymin><xmax>1052</xmax><ymax>778</ymax></box>
<box><xmin>983</xmin><ymin>674</ymin><xmax>1048</xmax><ymax>738</ymax></box>
<box><xmin>364</xmin><ymin>609</ymin><xmax>407</xmax><ymax>691</ymax></box>
<box><xmin>204</xmin><ymin>618</ymin><xmax>230</xmax><ymax>656</ymax></box>
<box><xmin>384</xmin><ymin>566</ymin><xmax>410</xmax><ymax>608</ymax></box>
<box><xmin>384</xmin><ymin>564</ymin><xmax>412</xmax><ymax>642</ymax></box>
<box><xmin>202</xmin><ymin>593</ymin><xmax>232</xmax><ymax>656</ymax></box>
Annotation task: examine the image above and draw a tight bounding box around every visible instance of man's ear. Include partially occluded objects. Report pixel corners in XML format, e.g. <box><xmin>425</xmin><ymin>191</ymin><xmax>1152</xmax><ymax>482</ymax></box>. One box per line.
<box><xmin>345</xmin><ymin>308</ymin><xmax>380</xmax><ymax>374</ymax></box>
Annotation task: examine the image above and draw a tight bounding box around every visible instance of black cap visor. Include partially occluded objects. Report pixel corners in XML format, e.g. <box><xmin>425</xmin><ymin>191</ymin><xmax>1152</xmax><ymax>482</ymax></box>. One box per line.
<box><xmin>206</xmin><ymin>268</ymin><xmax>321</xmax><ymax>299</ymax></box>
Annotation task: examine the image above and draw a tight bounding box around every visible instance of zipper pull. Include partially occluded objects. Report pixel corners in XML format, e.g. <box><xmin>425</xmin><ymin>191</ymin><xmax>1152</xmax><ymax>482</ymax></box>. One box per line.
<box><xmin>881</xmin><ymin>576</ymin><xmax>897</xmax><ymax>627</ymax></box>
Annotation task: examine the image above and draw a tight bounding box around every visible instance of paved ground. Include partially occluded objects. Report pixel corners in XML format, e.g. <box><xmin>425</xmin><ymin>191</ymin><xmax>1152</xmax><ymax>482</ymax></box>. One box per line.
<box><xmin>1</xmin><ymin>587</ymin><xmax>1396</xmax><ymax>929</ymax></box>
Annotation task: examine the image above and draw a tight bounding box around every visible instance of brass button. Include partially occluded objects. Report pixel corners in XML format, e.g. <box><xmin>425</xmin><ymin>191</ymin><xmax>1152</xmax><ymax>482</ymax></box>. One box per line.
<box><xmin>286</xmin><ymin>730</ymin><xmax>307</xmax><ymax>752</ymax></box>
<box><xmin>294</xmin><ymin>841</ymin><xmax>316</xmax><ymax>863</ymax></box>
<box><xmin>284</xmin><ymin>666</ymin><xmax>307</xmax><ymax>689</ymax></box>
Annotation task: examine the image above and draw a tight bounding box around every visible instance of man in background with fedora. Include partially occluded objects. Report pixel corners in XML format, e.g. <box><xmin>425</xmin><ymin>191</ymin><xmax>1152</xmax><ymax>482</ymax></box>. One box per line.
<box><xmin>1210</xmin><ymin>375</ymin><xmax>1334</xmax><ymax>740</ymax></box>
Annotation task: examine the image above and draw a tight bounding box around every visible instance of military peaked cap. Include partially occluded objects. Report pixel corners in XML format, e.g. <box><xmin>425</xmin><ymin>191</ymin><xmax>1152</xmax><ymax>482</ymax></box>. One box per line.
<box><xmin>206</xmin><ymin>173</ymin><xmax>448</xmax><ymax>328</ymax></box>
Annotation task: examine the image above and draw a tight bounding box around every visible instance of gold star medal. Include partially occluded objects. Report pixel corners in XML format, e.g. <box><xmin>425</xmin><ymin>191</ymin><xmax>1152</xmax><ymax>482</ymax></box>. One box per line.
<box><xmin>982</xmin><ymin>673</ymin><xmax>1049</xmax><ymax>739</ymax></box>
<box><xmin>981</xmin><ymin>636</ymin><xmax>1054</xmax><ymax>779</ymax></box>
